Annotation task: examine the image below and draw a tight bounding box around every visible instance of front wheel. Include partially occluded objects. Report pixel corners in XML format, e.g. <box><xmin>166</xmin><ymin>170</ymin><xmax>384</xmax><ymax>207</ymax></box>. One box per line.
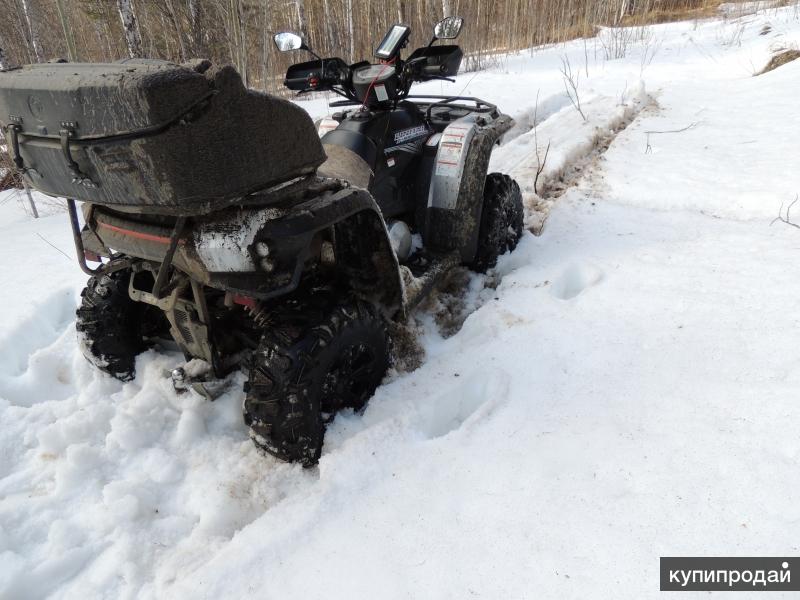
<box><xmin>471</xmin><ymin>173</ymin><xmax>524</xmax><ymax>272</ymax></box>
<box><xmin>243</xmin><ymin>296</ymin><xmax>390</xmax><ymax>466</ymax></box>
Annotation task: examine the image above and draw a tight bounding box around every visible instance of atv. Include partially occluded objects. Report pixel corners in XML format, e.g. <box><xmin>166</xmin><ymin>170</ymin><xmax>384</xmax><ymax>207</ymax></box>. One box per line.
<box><xmin>0</xmin><ymin>16</ymin><xmax>523</xmax><ymax>466</ymax></box>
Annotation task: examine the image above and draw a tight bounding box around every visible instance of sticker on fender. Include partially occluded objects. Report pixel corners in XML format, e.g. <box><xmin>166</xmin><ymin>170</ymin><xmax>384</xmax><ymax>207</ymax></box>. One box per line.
<box><xmin>435</xmin><ymin>132</ymin><xmax>466</xmax><ymax>177</ymax></box>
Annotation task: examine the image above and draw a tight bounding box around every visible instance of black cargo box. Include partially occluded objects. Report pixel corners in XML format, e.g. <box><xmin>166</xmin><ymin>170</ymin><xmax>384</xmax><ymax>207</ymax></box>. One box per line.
<box><xmin>0</xmin><ymin>60</ymin><xmax>326</xmax><ymax>215</ymax></box>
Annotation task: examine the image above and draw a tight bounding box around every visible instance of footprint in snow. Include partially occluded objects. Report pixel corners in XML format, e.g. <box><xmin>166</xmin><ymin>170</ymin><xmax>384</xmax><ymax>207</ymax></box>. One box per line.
<box><xmin>550</xmin><ymin>263</ymin><xmax>604</xmax><ymax>300</ymax></box>
<box><xmin>418</xmin><ymin>369</ymin><xmax>510</xmax><ymax>440</ymax></box>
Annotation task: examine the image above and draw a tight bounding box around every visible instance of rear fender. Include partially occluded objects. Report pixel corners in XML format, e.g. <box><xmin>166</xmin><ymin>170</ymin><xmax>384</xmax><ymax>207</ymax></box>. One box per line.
<box><xmin>331</xmin><ymin>204</ymin><xmax>404</xmax><ymax>317</ymax></box>
<box><xmin>255</xmin><ymin>186</ymin><xmax>404</xmax><ymax>315</ymax></box>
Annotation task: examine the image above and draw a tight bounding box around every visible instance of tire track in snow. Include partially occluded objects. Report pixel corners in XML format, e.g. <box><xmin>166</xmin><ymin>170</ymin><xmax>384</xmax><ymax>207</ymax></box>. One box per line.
<box><xmin>406</xmin><ymin>86</ymin><xmax>654</xmax><ymax>347</ymax></box>
<box><xmin>491</xmin><ymin>83</ymin><xmax>653</xmax><ymax>234</ymax></box>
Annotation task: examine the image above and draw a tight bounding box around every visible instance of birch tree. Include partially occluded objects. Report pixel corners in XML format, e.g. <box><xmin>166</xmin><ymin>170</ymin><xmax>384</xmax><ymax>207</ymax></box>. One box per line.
<box><xmin>261</xmin><ymin>0</ymin><xmax>272</xmax><ymax>89</ymax></box>
<box><xmin>322</xmin><ymin>0</ymin><xmax>334</xmax><ymax>51</ymax></box>
<box><xmin>226</xmin><ymin>0</ymin><xmax>248</xmax><ymax>87</ymax></box>
<box><xmin>346</xmin><ymin>0</ymin><xmax>354</xmax><ymax>62</ymax></box>
<box><xmin>619</xmin><ymin>0</ymin><xmax>632</xmax><ymax>23</ymax></box>
<box><xmin>54</xmin><ymin>0</ymin><xmax>77</xmax><ymax>61</ymax></box>
<box><xmin>117</xmin><ymin>0</ymin><xmax>143</xmax><ymax>58</ymax></box>
<box><xmin>20</xmin><ymin>0</ymin><xmax>42</xmax><ymax>62</ymax></box>
<box><xmin>441</xmin><ymin>0</ymin><xmax>451</xmax><ymax>17</ymax></box>
<box><xmin>295</xmin><ymin>0</ymin><xmax>308</xmax><ymax>38</ymax></box>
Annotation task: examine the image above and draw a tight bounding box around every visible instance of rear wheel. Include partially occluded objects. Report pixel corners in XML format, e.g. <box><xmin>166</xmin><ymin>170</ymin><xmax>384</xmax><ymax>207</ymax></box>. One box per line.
<box><xmin>244</xmin><ymin>295</ymin><xmax>390</xmax><ymax>466</ymax></box>
<box><xmin>76</xmin><ymin>265</ymin><xmax>168</xmax><ymax>381</ymax></box>
<box><xmin>471</xmin><ymin>173</ymin><xmax>524</xmax><ymax>272</ymax></box>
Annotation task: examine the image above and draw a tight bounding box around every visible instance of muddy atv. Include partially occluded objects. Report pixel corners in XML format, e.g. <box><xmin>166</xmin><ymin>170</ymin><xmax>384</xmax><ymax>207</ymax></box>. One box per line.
<box><xmin>0</xmin><ymin>16</ymin><xmax>523</xmax><ymax>466</ymax></box>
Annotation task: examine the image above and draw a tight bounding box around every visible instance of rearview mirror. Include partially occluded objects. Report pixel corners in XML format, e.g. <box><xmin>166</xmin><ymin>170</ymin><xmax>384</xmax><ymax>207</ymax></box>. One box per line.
<box><xmin>274</xmin><ymin>32</ymin><xmax>303</xmax><ymax>52</ymax></box>
<box><xmin>434</xmin><ymin>16</ymin><xmax>463</xmax><ymax>40</ymax></box>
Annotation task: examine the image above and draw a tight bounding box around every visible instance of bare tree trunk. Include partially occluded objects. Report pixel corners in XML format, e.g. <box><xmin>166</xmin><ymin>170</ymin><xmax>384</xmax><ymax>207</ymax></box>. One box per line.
<box><xmin>296</xmin><ymin>0</ymin><xmax>308</xmax><ymax>38</ymax></box>
<box><xmin>226</xmin><ymin>0</ymin><xmax>239</xmax><ymax>74</ymax></box>
<box><xmin>20</xmin><ymin>0</ymin><xmax>43</xmax><ymax>62</ymax></box>
<box><xmin>396</xmin><ymin>0</ymin><xmax>405</xmax><ymax>22</ymax></box>
<box><xmin>0</xmin><ymin>35</ymin><xmax>9</xmax><ymax>70</ymax></box>
<box><xmin>165</xmin><ymin>0</ymin><xmax>187</xmax><ymax>61</ymax></box>
<box><xmin>441</xmin><ymin>0</ymin><xmax>452</xmax><ymax>17</ymax></box>
<box><xmin>619</xmin><ymin>0</ymin><xmax>631</xmax><ymax>23</ymax></box>
<box><xmin>238</xmin><ymin>0</ymin><xmax>248</xmax><ymax>87</ymax></box>
<box><xmin>117</xmin><ymin>0</ymin><xmax>143</xmax><ymax>58</ymax></box>
<box><xmin>261</xmin><ymin>0</ymin><xmax>272</xmax><ymax>91</ymax></box>
<box><xmin>55</xmin><ymin>0</ymin><xmax>78</xmax><ymax>61</ymax></box>
<box><xmin>346</xmin><ymin>0</ymin><xmax>354</xmax><ymax>62</ymax></box>
<box><xmin>322</xmin><ymin>0</ymin><xmax>334</xmax><ymax>51</ymax></box>
<box><xmin>188</xmin><ymin>0</ymin><xmax>204</xmax><ymax>55</ymax></box>
<box><xmin>227</xmin><ymin>0</ymin><xmax>248</xmax><ymax>86</ymax></box>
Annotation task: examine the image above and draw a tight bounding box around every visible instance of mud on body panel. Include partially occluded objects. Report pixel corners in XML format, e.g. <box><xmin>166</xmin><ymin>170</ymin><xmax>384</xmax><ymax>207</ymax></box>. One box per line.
<box><xmin>424</xmin><ymin>113</ymin><xmax>514</xmax><ymax>262</ymax></box>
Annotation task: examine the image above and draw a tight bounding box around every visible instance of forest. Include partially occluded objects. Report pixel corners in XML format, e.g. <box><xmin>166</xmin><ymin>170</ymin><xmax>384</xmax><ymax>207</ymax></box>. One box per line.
<box><xmin>0</xmin><ymin>0</ymin><xmax>718</xmax><ymax>94</ymax></box>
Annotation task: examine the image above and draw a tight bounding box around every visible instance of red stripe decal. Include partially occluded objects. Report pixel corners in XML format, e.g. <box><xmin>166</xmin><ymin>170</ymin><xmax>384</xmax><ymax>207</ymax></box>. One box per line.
<box><xmin>98</xmin><ymin>221</ymin><xmax>175</xmax><ymax>245</ymax></box>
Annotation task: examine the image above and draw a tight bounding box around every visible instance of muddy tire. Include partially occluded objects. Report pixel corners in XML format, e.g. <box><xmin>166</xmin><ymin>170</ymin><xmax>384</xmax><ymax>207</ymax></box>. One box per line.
<box><xmin>243</xmin><ymin>296</ymin><xmax>390</xmax><ymax>466</ymax></box>
<box><xmin>472</xmin><ymin>173</ymin><xmax>524</xmax><ymax>272</ymax></box>
<box><xmin>76</xmin><ymin>266</ymin><xmax>146</xmax><ymax>381</ymax></box>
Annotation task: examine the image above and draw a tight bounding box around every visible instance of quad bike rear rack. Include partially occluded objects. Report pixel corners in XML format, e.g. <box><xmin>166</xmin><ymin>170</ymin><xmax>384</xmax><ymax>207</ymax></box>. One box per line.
<box><xmin>67</xmin><ymin>198</ymin><xmax>185</xmax><ymax>301</ymax></box>
<box><xmin>67</xmin><ymin>199</ymin><xmax>107</xmax><ymax>276</ymax></box>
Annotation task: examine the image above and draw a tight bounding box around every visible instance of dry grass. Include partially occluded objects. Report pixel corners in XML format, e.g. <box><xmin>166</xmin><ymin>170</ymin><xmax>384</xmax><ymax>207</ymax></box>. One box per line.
<box><xmin>0</xmin><ymin>147</ymin><xmax>21</xmax><ymax>192</ymax></box>
<box><xmin>758</xmin><ymin>48</ymin><xmax>800</xmax><ymax>73</ymax></box>
<box><xmin>621</xmin><ymin>0</ymin><xmax>722</xmax><ymax>26</ymax></box>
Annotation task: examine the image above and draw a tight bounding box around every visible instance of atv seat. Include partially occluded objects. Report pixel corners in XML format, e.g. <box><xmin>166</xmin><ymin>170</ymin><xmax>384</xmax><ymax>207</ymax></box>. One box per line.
<box><xmin>318</xmin><ymin>143</ymin><xmax>373</xmax><ymax>189</ymax></box>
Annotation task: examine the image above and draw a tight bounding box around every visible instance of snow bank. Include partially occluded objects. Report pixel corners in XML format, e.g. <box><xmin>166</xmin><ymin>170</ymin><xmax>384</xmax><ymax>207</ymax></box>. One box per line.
<box><xmin>603</xmin><ymin>54</ymin><xmax>800</xmax><ymax>220</ymax></box>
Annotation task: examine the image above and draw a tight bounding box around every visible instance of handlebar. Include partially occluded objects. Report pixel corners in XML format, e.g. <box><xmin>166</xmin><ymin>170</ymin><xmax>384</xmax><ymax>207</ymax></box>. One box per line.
<box><xmin>284</xmin><ymin>77</ymin><xmax>311</xmax><ymax>87</ymax></box>
<box><xmin>422</xmin><ymin>64</ymin><xmax>445</xmax><ymax>76</ymax></box>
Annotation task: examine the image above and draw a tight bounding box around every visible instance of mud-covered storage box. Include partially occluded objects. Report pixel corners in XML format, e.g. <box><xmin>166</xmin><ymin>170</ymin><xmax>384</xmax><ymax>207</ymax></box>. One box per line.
<box><xmin>0</xmin><ymin>59</ymin><xmax>326</xmax><ymax>215</ymax></box>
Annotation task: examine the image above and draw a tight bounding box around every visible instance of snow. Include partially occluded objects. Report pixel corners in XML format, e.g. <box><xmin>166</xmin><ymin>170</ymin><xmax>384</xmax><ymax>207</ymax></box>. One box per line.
<box><xmin>2</xmin><ymin>5</ymin><xmax>800</xmax><ymax>598</ymax></box>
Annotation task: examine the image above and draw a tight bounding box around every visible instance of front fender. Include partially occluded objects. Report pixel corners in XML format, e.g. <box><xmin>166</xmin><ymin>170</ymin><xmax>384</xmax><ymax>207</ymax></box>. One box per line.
<box><xmin>425</xmin><ymin>113</ymin><xmax>514</xmax><ymax>262</ymax></box>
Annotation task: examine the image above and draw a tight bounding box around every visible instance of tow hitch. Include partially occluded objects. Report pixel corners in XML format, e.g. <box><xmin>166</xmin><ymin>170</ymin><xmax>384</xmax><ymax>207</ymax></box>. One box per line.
<box><xmin>170</xmin><ymin>360</ymin><xmax>230</xmax><ymax>401</ymax></box>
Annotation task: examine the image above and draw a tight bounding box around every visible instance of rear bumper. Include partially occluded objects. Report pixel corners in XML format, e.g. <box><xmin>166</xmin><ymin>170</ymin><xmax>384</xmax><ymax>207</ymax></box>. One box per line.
<box><xmin>84</xmin><ymin>202</ymin><xmax>305</xmax><ymax>299</ymax></box>
<box><xmin>82</xmin><ymin>184</ymin><xmax>397</xmax><ymax>301</ymax></box>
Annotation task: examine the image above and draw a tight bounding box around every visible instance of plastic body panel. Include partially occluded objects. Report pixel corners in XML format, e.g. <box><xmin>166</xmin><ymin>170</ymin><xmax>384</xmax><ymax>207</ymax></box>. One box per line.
<box><xmin>319</xmin><ymin>102</ymin><xmax>431</xmax><ymax>220</ymax></box>
<box><xmin>352</xmin><ymin>64</ymin><xmax>400</xmax><ymax>108</ymax></box>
